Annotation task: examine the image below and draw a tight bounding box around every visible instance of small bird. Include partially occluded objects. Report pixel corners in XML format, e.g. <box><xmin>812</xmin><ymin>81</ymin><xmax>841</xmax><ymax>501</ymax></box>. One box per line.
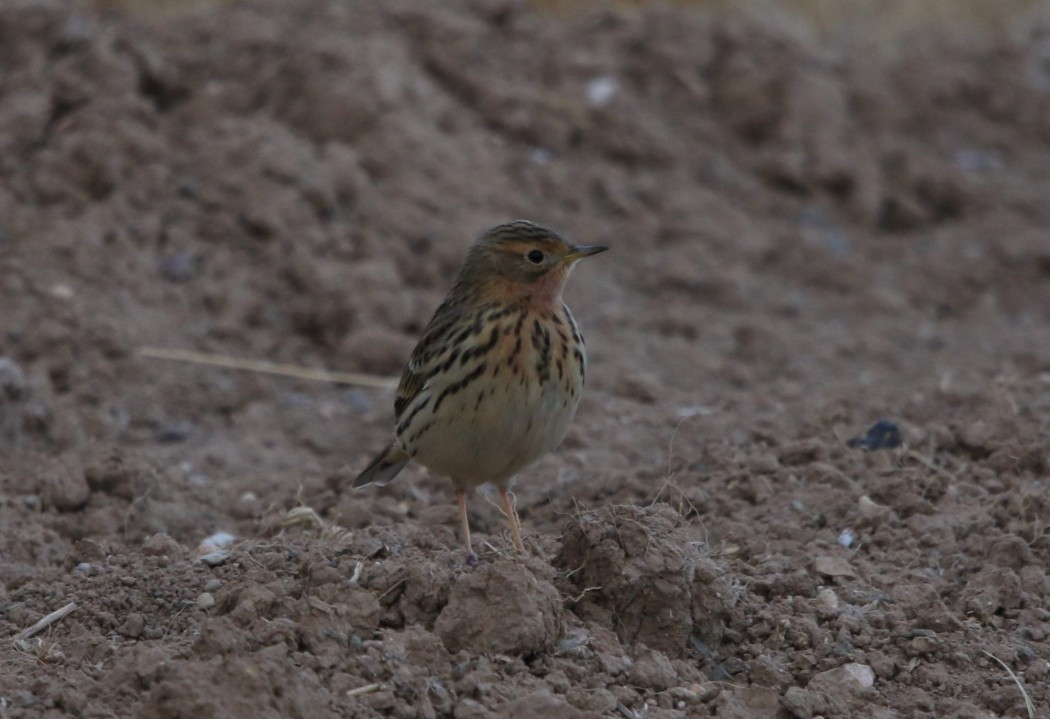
<box><xmin>353</xmin><ymin>220</ymin><xmax>607</xmax><ymax>562</ymax></box>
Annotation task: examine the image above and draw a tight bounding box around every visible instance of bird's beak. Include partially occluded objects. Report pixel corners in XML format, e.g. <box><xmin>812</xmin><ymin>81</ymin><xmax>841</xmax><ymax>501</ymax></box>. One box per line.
<box><xmin>564</xmin><ymin>244</ymin><xmax>609</xmax><ymax>262</ymax></box>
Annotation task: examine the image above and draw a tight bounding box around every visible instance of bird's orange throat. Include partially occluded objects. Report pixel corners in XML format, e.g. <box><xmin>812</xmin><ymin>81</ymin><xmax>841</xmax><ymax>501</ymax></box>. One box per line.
<box><xmin>482</xmin><ymin>265</ymin><xmax>573</xmax><ymax>310</ymax></box>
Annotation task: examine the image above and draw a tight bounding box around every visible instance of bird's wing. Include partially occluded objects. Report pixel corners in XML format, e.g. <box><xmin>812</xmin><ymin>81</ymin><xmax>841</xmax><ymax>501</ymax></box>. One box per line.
<box><xmin>394</xmin><ymin>300</ymin><xmax>466</xmax><ymax>421</ymax></box>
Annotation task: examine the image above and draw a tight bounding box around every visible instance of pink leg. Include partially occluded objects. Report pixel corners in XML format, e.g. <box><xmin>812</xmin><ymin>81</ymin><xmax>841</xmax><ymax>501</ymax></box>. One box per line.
<box><xmin>499</xmin><ymin>487</ymin><xmax>526</xmax><ymax>554</ymax></box>
<box><xmin>456</xmin><ymin>487</ymin><xmax>478</xmax><ymax>564</ymax></box>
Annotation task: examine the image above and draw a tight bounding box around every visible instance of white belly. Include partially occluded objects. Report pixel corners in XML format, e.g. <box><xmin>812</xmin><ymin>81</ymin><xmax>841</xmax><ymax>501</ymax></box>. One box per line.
<box><xmin>408</xmin><ymin>371</ymin><xmax>579</xmax><ymax>487</ymax></box>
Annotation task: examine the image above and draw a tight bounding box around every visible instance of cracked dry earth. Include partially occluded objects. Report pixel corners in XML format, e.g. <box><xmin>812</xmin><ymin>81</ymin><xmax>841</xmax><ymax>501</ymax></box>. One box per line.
<box><xmin>2</xmin><ymin>1</ymin><xmax>1050</xmax><ymax>717</ymax></box>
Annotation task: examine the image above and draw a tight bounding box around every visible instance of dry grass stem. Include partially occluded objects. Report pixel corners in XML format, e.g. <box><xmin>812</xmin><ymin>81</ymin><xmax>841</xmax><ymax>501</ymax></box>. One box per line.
<box><xmin>18</xmin><ymin>602</ymin><xmax>77</xmax><ymax>640</ymax></box>
<box><xmin>346</xmin><ymin>683</ymin><xmax>382</xmax><ymax>698</ymax></box>
<box><xmin>983</xmin><ymin>651</ymin><xmax>1036</xmax><ymax>719</ymax></box>
<box><xmin>137</xmin><ymin>346</ymin><xmax>398</xmax><ymax>389</ymax></box>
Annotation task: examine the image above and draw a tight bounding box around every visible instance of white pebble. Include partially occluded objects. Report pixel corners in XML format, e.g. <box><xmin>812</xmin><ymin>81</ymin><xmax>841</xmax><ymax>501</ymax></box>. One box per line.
<box><xmin>50</xmin><ymin>283</ymin><xmax>74</xmax><ymax>299</ymax></box>
<box><xmin>811</xmin><ymin>662</ymin><xmax>875</xmax><ymax>691</ymax></box>
<box><xmin>198</xmin><ymin>550</ymin><xmax>230</xmax><ymax>567</ymax></box>
<box><xmin>199</xmin><ymin>531</ymin><xmax>236</xmax><ymax>553</ymax></box>
<box><xmin>676</xmin><ymin>405</ymin><xmax>717</xmax><ymax>418</ymax></box>
<box><xmin>838</xmin><ymin>528</ymin><xmax>855</xmax><ymax>548</ymax></box>
<box><xmin>585</xmin><ymin>76</ymin><xmax>618</xmax><ymax>107</ymax></box>
<box><xmin>528</xmin><ymin>147</ymin><xmax>552</xmax><ymax>165</ymax></box>
<box><xmin>858</xmin><ymin>495</ymin><xmax>879</xmax><ymax>510</ymax></box>
<box><xmin>205</xmin><ymin>531</ymin><xmax>235</xmax><ymax>547</ymax></box>
<box><xmin>842</xmin><ymin>663</ymin><xmax>875</xmax><ymax>688</ymax></box>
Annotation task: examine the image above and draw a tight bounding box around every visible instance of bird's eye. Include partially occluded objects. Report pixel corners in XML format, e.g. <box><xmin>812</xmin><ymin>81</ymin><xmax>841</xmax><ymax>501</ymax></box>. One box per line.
<box><xmin>526</xmin><ymin>249</ymin><xmax>545</xmax><ymax>264</ymax></box>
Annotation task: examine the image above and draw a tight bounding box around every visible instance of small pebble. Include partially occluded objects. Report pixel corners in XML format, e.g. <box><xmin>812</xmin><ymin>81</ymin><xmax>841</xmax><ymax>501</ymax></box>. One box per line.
<box><xmin>857</xmin><ymin>495</ymin><xmax>893</xmax><ymax>527</ymax></box>
<box><xmin>858</xmin><ymin>495</ymin><xmax>880</xmax><ymax>512</ymax></box>
<box><xmin>691</xmin><ymin>683</ymin><xmax>720</xmax><ymax>702</ymax></box>
<box><xmin>847</xmin><ymin>420</ymin><xmax>901</xmax><ymax>450</ymax></box>
<box><xmin>676</xmin><ymin>405</ymin><xmax>717</xmax><ymax>419</ymax></box>
<box><xmin>668</xmin><ymin>687</ymin><xmax>699</xmax><ymax>704</ymax></box>
<box><xmin>0</xmin><ymin>357</ymin><xmax>26</xmax><ymax>400</ymax></box>
<box><xmin>155</xmin><ymin>420</ymin><xmax>193</xmax><ymax>443</ymax></box>
<box><xmin>50</xmin><ymin>283</ymin><xmax>74</xmax><ymax>299</ymax></box>
<box><xmin>197</xmin><ymin>531</ymin><xmax>236</xmax><ymax>558</ymax></box>
<box><xmin>815</xmin><ymin>555</ymin><xmax>857</xmax><ymax>577</ymax></box>
<box><xmin>157</xmin><ymin>252</ymin><xmax>198</xmax><ymax>282</ymax></box>
<box><xmin>198</xmin><ymin>550</ymin><xmax>230</xmax><ymax>567</ymax></box>
<box><xmin>343</xmin><ymin>389</ymin><xmax>374</xmax><ymax>413</ymax></box>
<box><xmin>809</xmin><ymin>662</ymin><xmax>876</xmax><ymax>692</ymax></box>
<box><xmin>528</xmin><ymin>147</ymin><xmax>552</xmax><ymax>165</ymax></box>
<box><xmin>197</xmin><ymin>592</ymin><xmax>215</xmax><ymax>609</ymax></box>
<box><xmin>907</xmin><ymin>635</ymin><xmax>938</xmax><ymax>656</ymax></box>
<box><xmin>585</xmin><ymin>75</ymin><xmax>618</xmax><ymax>107</ymax></box>
<box><xmin>203</xmin><ymin>578</ymin><xmax>222</xmax><ymax>592</ymax></box>
<box><xmin>201</xmin><ymin>531</ymin><xmax>236</xmax><ymax>549</ymax></box>
<box><xmin>231</xmin><ymin>492</ymin><xmax>260</xmax><ymax>520</ymax></box>
<box><xmin>838</xmin><ymin>528</ymin><xmax>855</xmax><ymax>548</ymax></box>
<box><xmin>841</xmin><ymin>663</ymin><xmax>875</xmax><ymax>688</ymax></box>
<box><xmin>816</xmin><ymin>587</ymin><xmax>840</xmax><ymax>613</ymax></box>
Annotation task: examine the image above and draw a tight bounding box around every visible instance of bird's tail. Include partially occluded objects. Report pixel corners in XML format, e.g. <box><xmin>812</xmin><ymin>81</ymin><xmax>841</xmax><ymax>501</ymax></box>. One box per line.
<box><xmin>352</xmin><ymin>443</ymin><xmax>411</xmax><ymax>488</ymax></box>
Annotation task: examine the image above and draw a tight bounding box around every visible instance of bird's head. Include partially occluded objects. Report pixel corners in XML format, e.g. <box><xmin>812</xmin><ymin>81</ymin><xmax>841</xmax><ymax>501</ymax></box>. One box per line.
<box><xmin>457</xmin><ymin>220</ymin><xmax>607</xmax><ymax>307</ymax></box>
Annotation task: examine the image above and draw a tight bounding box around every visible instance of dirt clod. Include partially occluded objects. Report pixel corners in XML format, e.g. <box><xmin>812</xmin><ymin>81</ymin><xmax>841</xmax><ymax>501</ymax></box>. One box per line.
<box><xmin>557</xmin><ymin>505</ymin><xmax>735</xmax><ymax>657</ymax></box>
<box><xmin>435</xmin><ymin>559</ymin><xmax>563</xmax><ymax>655</ymax></box>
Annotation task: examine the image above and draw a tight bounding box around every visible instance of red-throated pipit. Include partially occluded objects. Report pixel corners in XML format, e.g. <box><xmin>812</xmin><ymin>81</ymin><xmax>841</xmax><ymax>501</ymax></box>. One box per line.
<box><xmin>353</xmin><ymin>220</ymin><xmax>607</xmax><ymax>561</ymax></box>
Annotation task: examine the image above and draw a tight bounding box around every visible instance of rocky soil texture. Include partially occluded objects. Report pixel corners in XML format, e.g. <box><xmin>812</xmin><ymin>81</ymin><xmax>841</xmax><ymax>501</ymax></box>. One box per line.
<box><xmin>2</xmin><ymin>1</ymin><xmax>1049</xmax><ymax>717</ymax></box>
